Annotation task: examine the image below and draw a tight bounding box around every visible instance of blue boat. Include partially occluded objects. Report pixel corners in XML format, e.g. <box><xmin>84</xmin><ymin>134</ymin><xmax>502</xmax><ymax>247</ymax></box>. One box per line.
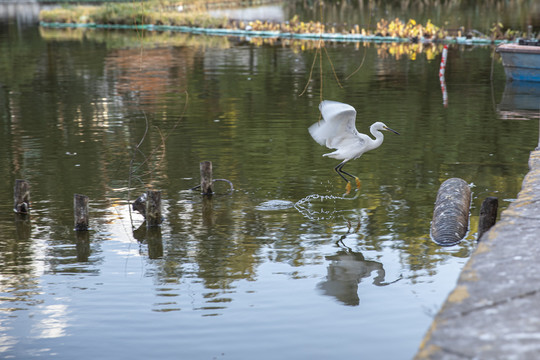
<box><xmin>497</xmin><ymin>41</ymin><xmax>540</xmax><ymax>82</ymax></box>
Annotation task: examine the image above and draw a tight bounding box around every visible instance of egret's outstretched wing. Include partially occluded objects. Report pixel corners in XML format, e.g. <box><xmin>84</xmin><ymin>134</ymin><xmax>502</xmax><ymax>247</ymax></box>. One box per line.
<box><xmin>309</xmin><ymin>100</ymin><xmax>363</xmax><ymax>150</ymax></box>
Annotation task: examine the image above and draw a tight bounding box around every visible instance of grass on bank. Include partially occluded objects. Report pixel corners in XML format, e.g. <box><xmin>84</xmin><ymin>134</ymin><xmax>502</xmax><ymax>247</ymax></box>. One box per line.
<box><xmin>39</xmin><ymin>0</ymin><xmax>530</xmax><ymax>40</ymax></box>
<box><xmin>39</xmin><ymin>1</ymin><xmax>448</xmax><ymax>38</ymax></box>
<box><xmin>39</xmin><ymin>1</ymin><xmax>228</xmax><ymax>27</ymax></box>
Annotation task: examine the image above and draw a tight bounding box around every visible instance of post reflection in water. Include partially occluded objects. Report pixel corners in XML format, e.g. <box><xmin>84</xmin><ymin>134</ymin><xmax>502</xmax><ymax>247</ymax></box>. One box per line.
<box><xmin>14</xmin><ymin>214</ymin><xmax>31</xmax><ymax>242</ymax></box>
<box><xmin>133</xmin><ymin>222</ymin><xmax>164</xmax><ymax>259</ymax></box>
<box><xmin>75</xmin><ymin>231</ymin><xmax>90</xmax><ymax>262</ymax></box>
<box><xmin>202</xmin><ymin>196</ymin><xmax>215</xmax><ymax>227</ymax></box>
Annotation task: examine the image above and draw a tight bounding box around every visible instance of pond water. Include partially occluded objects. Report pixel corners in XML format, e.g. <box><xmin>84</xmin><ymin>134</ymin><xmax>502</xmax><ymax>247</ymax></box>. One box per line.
<box><xmin>1</xmin><ymin>17</ymin><xmax>539</xmax><ymax>360</ymax></box>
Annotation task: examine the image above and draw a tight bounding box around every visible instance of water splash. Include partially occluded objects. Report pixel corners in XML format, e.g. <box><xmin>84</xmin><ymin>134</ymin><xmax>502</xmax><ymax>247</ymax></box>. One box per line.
<box><xmin>294</xmin><ymin>192</ymin><xmax>360</xmax><ymax>221</ymax></box>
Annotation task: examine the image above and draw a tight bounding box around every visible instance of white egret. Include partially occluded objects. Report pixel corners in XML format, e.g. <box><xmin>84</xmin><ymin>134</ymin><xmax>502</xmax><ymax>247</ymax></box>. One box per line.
<box><xmin>309</xmin><ymin>100</ymin><xmax>400</xmax><ymax>194</ymax></box>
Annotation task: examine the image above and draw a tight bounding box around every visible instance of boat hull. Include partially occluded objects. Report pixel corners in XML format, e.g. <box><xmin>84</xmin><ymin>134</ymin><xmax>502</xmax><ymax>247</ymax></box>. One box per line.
<box><xmin>497</xmin><ymin>43</ymin><xmax>540</xmax><ymax>82</ymax></box>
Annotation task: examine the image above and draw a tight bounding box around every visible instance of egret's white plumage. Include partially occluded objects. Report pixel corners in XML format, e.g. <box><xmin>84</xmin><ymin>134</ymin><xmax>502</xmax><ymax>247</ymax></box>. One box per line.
<box><xmin>309</xmin><ymin>100</ymin><xmax>399</xmax><ymax>193</ymax></box>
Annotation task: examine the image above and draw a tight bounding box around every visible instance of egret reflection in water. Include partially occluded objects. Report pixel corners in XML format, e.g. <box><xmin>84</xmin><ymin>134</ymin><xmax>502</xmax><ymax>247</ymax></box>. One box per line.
<box><xmin>318</xmin><ymin>250</ymin><xmax>401</xmax><ymax>306</ymax></box>
<box><xmin>309</xmin><ymin>101</ymin><xmax>400</xmax><ymax>195</ymax></box>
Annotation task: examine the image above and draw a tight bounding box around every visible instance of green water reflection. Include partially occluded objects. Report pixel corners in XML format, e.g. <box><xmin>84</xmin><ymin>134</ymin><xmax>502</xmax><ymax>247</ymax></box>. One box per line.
<box><xmin>0</xmin><ymin>22</ymin><xmax>538</xmax><ymax>359</ymax></box>
<box><xmin>286</xmin><ymin>0</ymin><xmax>540</xmax><ymax>33</ymax></box>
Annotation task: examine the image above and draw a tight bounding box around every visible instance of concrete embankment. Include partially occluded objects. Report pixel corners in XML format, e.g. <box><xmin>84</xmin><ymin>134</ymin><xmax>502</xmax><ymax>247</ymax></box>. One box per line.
<box><xmin>415</xmin><ymin>149</ymin><xmax>540</xmax><ymax>359</ymax></box>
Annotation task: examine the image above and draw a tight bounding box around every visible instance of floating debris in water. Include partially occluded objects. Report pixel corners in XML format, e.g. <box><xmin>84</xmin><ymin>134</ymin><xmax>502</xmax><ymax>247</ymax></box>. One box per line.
<box><xmin>256</xmin><ymin>200</ymin><xmax>295</xmax><ymax>211</ymax></box>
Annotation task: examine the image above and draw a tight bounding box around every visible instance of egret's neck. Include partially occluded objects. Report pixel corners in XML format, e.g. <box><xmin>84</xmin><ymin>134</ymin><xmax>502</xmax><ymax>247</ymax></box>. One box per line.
<box><xmin>369</xmin><ymin>126</ymin><xmax>385</xmax><ymax>149</ymax></box>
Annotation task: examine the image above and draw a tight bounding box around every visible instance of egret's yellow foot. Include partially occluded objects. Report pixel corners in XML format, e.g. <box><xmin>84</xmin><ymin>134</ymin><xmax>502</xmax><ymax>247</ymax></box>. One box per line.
<box><xmin>344</xmin><ymin>181</ymin><xmax>352</xmax><ymax>195</ymax></box>
<box><xmin>355</xmin><ymin>177</ymin><xmax>361</xmax><ymax>189</ymax></box>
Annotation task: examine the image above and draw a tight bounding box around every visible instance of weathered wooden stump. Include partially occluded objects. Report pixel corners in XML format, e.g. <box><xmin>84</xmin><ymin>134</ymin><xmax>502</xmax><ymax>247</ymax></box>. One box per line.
<box><xmin>74</xmin><ymin>194</ymin><xmax>89</xmax><ymax>231</ymax></box>
<box><xmin>200</xmin><ymin>161</ymin><xmax>213</xmax><ymax>195</ymax></box>
<box><xmin>477</xmin><ymin>196</ymin><xmax>498</xmax><ymax>242</ymax></box>
<box><xmin>145</xmin><ymin>190</ymin><xmax>162</xmax><ymax>227</ymax></box>
<box><xmin>431</xmin><ymin>178</ymin><xmax>471</xmax><ymax>246</ymax></box>
<box><xmin>13</xmin><ymin>179</ymin><xmax>30</xmax><ymax>214</ymax></box>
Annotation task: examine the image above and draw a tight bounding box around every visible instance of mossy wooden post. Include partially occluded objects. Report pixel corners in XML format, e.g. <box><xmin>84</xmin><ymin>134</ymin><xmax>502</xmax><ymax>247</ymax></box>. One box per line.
<box><xmin>74</xmin><ymin>194</ymin><xmax>89</xmax><ymax>231</ymax></box>
<box><xmin>145</xmin><ymin>190</ymin><xmax>162</xmax><ymax>227</ymax></box>
<box><xmin>477</xmin><ymin>196</ymin><xmax>498</xmax><ymax>242</ymax></box>
<box><xmin>13</xmin><ymin>179</ymin><xmax>30</xmax><ymax>214</ymax></box>
<box><xmin>200</xmin><ymin>161</ymin><xmax>213</xmax><ymax>195</ymax></box>
<box><xmin>431</xmin><ymin>178</ymin><xmax>471</xmax><ymax>246</ymax></box>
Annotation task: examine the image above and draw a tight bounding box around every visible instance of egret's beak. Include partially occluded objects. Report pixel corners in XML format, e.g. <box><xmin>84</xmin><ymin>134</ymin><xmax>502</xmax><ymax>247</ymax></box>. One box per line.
<box><xmin>384</xmin><ymin>126</ymin><xmax>400</xmax><ymax>135</ymax></box>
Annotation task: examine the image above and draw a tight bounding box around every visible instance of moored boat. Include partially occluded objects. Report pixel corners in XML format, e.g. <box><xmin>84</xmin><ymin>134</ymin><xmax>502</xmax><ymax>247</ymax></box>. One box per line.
<box><xmin>497</xmin><ymin>40</ymin><xmax>540</xmax><ymax>82</ymax></box>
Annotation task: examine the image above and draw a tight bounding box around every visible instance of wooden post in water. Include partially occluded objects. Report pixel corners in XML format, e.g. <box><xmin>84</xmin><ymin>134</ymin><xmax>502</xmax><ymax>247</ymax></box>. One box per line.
<box><xmin>13</xmin><ymin>179</ymin><xmax>30</xmax><ymax>214</ymax></box>
<box><xmin>200</xmin><ymin>161</ymin><xmax>213</xmax><ymax>195</ymax></box>
<box><xmin>74</xmin><ymin>194</ymin><xmax>89</xmax><ymax>231</ymax></box>
<box><xmin>431</xmin><ymin>178</ymin><xmax>471</xmax><ymax>246</ymax></box>
<box><xmin>477</xmin><ymin>196</ymin><xmax>498</xmax><ymax>242</ymax></box>
<box><xmin>145</xmin><ymin>190</ymin><xmax>162</xmax><ymax>227</ymax></box>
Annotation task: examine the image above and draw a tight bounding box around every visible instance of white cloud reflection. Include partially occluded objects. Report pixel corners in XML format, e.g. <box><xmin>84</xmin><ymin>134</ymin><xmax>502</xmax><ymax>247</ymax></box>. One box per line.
<box><xmin>32</xmin><ymin>304</ymin><xmax>69</xmax><ymax>339</ymax></box>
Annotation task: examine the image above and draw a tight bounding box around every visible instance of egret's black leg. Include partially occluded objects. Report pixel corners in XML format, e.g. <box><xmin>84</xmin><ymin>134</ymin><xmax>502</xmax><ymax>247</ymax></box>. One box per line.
<box><xmin>338</xmin><ymin>165</ymin><xmax>357</xmax><ymax>180</ymax></box>
<box><xmin>334</xmin><ymin>162</ymin><xmax>350</xmax><ymax>183</ymax></box>
<box><xmin>335</xmin><ymin>161</ymin><xmax>361</xmax><ymax>195</ymax></box>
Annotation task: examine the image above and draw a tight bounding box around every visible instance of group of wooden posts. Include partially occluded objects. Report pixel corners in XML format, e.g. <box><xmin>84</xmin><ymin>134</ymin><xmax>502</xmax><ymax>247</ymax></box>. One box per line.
<box><xmin>14</xmin><ymin>167</ymin><xmax>496</xmax><ymax>246</ymax></box>
<box><xmin>12</xmin><ymin>161</ymin><xmax>216</xmax><ymax>230</ymax></box>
